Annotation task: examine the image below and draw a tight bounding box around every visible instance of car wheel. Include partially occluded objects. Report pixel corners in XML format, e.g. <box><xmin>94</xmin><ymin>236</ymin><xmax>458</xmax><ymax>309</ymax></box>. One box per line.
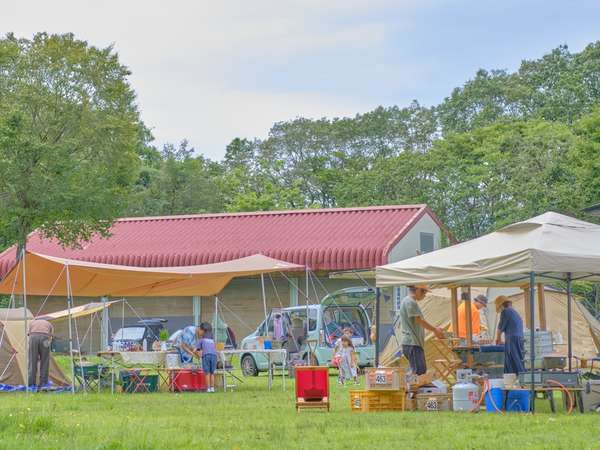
<box><xmin>241</xmin><ymin>354</ymin><xmax>259</xmax><ymax>376</ymax></box>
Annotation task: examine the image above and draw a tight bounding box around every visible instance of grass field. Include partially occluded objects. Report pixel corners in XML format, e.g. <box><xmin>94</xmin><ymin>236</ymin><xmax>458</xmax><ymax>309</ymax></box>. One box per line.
<box><xmin>0</xmin><ymin>359</ymin><xmax>598</xmax><ymax>450</ymax></box>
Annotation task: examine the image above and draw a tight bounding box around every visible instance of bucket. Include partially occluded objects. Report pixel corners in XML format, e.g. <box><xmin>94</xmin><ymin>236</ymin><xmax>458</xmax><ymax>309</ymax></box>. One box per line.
<box><xmin>166</xmin><ymin>352</ymin><xmax>180</xmax><ymax>369</ymax></box>
<box><xmin>263</xmin><ymin>340</ymin><xmax>272</xmax><ymax>350</ymax></box>
<box><xmin>484</xmin><ymin>388</ymin><xmax>505</xmax><ymax>412</ymax></box>
<box><xmin>506</xmin><ymin>390</ymin><xmax>531</xmax><ymax>412</ymax></box>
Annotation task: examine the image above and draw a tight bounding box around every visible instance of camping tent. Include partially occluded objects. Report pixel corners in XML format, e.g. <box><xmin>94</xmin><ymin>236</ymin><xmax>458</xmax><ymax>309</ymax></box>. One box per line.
<box><xmin>0</xmin><ymin>308</ymin><xmax>69</xmax><ymax>386</ymax></box>
<box><xmin>380</xmin><ymin>288</ymin><xmax>600</xmax><ymax>371</ymax></box>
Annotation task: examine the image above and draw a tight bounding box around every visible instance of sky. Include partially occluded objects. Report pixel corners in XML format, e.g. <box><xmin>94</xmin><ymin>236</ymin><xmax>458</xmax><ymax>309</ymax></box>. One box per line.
<box><xmin>2</xmin><ymin>0</ymin><xmax>600</xmax><ymax>160</ymax></box>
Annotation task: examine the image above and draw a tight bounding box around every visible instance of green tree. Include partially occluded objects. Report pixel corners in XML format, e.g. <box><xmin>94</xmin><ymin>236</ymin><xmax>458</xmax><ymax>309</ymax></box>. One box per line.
<box><xmin>0</xmin><ymin>33</ymin><xmax>143</xmax><ymax>252</ymax></box>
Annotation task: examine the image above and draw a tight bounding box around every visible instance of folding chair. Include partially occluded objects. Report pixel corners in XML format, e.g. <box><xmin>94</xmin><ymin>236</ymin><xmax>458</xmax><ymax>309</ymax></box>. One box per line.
<box><xmin>295</xmin><ymin>366</ymin><xmax>329</xmax><ymax>411</ymax></box>
<box><xmin>74</xmin><ymin>364</ymin><xmax>102</xmax><ymax>392</ymax></box>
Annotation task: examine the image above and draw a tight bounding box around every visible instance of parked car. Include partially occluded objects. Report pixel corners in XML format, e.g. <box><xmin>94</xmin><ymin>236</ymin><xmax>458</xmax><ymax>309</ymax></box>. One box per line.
<box><xmin>112</xmin><ymin>318</ymin><xmax>168</xmax><ymax>351</ymax></box>
<box><xmin>239</xmin><ymin>287</ymin><xmax>376</xmax><ymax>376</ymax></box>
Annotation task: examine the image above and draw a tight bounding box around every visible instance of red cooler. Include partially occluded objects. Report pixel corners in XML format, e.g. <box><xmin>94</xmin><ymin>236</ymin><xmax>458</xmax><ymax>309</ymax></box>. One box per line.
<box><xmin>170</xmin><ymin>369</ymin><xmax>207</xmax><ymax>392</ymax></box>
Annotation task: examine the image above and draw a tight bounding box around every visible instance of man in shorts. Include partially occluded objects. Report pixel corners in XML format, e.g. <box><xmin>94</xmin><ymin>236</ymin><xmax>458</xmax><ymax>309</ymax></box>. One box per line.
<box><xmin>399</xmin><ymin>284</ymin><xmax>444</xmax><ymax>375</ymax></box>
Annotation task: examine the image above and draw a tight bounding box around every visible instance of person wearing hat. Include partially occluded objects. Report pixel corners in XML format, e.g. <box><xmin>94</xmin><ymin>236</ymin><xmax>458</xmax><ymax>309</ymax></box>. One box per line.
<box><xmin>449</xmin><ymin>294</ymin><xmax>488</xmax><ymax>339</ymax></box>
<box><xmin>494</xmin><ymin>296</ymin><xmax>525</xmax><ymax>374</ymax></box>
<box><xmin>399</xmin><ymin>284</ymin><xmax>444</xmax><ymax>375</ymax></box>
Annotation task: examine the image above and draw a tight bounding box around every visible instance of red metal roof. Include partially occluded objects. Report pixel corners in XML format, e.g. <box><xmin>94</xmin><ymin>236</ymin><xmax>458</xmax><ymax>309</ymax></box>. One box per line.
<box><xmin>0</xmin><ymin>205</ymin><xmax>444</xmax><ymax>276</ymax></box>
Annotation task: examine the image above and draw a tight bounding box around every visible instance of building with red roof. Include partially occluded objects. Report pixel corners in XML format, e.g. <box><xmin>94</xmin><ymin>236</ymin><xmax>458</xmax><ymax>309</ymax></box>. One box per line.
<box><xmin>0</xmin><ymin>204</ymin><xmax>448</xmax><ymax>350</ymax></box>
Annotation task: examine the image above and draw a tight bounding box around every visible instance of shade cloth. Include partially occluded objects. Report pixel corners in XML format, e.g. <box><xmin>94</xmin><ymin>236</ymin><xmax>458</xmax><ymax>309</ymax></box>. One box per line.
<box><xmin>35</xmin><ymin>301</ymin><xmax>119</xmax><ymax>322</ymax></box>
<box><xmin>0</xmin><ymin>252</ymin><xmax>303</xmax><ymax>297</ymax></box>
<box><xmin>377</xmin><ymin>212</ymin><xmax>600</xmax><ymax>287</ymax></box>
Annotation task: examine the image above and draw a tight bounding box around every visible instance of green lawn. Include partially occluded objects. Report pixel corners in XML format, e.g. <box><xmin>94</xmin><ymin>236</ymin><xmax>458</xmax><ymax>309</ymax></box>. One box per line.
<box><xmin>0</xmin><ymin>359</ymin><xmax>598</xmax><ymax>449</ymax></box>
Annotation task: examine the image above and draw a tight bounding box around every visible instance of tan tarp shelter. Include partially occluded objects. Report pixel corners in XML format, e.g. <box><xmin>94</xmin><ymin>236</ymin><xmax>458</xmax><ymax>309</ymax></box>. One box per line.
<box><xmin>0</xmin><ymin>252</ymin><xmax>304</xmax><ymax>297</ymax></box>
<box><xmin>36</xmin><ymin>301</ymin><xmax>119</xmax><ymax>322</ymax></box>
<box><xmin>380</xmin><ymin>288</ymin><xmax>600</xmax><ymax>372</ymax></box>
<box><xmin>377</xmin><ymin>212</ymin><xmax>600</xmax><ymax>287</ymax></box>
<box><xmin>0</xmin><ymin>308</ymin><xmax>69</xmax><ymax>386</ymax></box>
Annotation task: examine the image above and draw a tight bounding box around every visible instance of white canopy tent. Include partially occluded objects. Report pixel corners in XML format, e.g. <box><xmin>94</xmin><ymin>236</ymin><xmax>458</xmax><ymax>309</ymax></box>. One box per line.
<box><xmin>376</xmin><ymin>212</ymin><xmax>600</xmax><ymax>412</ymax></box>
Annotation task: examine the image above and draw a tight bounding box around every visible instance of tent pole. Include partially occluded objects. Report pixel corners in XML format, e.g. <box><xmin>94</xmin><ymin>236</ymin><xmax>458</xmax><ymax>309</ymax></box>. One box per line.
<box><xmin>450</xmin><ymin>287</ymin><xmax>459</xmax><ymax>337</ymax></box>
<box><xmin>66</xmin><ymin>265</ymin><xmax>76</xmax><ymax>394</ymax></box>
<box><xmin>305</xmin><ymin>267</ymin><xmax>310</xmax><ymax>362</ymax></box>
<box><xmin>213</xmin><ymin>297</ymin><xmax>218</xmax><ymax>341</ymax></box>
<box><xmin>375</xmin><ymin>288</ymin><xmax>381</xmax><ymax>367</ymax></box>
<box><xmin>536</xmin><ymin>284</ymin><xmax>547</xmax><ymax>331</ymax></box>
<box><xmin>529</xmin><ymin>273</ymin><xmax>536</xmax><ymax>413</ymax></box>
<box><xmin>261</xmin><ymin>274</ymin><xmax>268</xmax><ymax>324</ymax></box>
<box><xmin>21</xmin><ymin>249</ymin><xmax>29</xmax><ymax>392</ymax></box>
<box><xmin>567</xmin><ymin>273</ymin><xmax>573</xmax><ymax>372</ymax></box>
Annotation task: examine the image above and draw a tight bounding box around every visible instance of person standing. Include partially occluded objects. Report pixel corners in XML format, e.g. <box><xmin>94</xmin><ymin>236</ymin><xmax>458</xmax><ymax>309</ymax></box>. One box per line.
<box><xmin>197</xmin><ymin>322</ymin><xmax>218</xmax><ymax>393</ymax></box>
<box><xmin>399</xmin><ymin>285</ymin><xmax>444</xmax><ymax>375</ymax></box>
<box><xmin>495</xmin><ymin>296</ymin><xmax>525</xmax><ymax>374</ymax></box>
<box><xmin>449</xmin><ymin>294</ymin><xmax>489</xmax><ymax>339</ymax></box>
<box><xmin>28</xmin><ymin>318</ymin><xmax>54</xmax><ymax>387</ymax></box>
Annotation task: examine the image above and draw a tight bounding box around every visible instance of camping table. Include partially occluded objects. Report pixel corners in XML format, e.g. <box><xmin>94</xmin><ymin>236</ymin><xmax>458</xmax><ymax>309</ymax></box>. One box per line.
<box><xmin>97</xmin><ymin>351</ymin><xmax>168</xmax><ymax>393</ymax></box>
<box><xmin>219</xmin><ymin>349</ymin><xmax>287</xmax><ymax>392</ymax></box>
<box><xmin>504</xmin><ymin>386</ymin><xmax>585</xmax><ymax>413</ymax></box>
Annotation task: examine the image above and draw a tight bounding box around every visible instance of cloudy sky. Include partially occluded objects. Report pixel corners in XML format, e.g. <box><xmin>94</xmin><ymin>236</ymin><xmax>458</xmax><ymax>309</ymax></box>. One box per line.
<box><xmin>3</xmin><ymin>1</ymin><xmax>600</xmax><ymax>159</ymax></box>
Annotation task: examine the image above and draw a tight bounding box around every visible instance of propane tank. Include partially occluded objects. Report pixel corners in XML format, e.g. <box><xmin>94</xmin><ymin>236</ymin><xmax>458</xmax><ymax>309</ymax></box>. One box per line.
<box><xmin>452</xmin><ymin>381</ymin><xmax>480</xmax><ymax>412</ymax></box>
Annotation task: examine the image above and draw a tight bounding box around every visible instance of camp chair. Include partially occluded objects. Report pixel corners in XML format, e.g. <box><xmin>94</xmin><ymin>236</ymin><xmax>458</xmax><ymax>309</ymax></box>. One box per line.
<box><xmin>295</xmin><ymin>366</ymin><xmax>329</xmax><ymax>411</ymax></box>
<box><xmin>73</xmin><ymin>363</ymin><xmax>102</xmax><ymax>392</ymax></box>
<box><xmin>430</xmin><ymin>338</ymin><xmax>463</xmax><ymax>385</ymax></box>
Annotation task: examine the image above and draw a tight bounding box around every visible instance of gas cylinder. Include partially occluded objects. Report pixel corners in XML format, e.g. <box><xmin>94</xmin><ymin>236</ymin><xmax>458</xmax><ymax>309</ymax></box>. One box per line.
<box><xmin>452</xmin><ymin>381</ymin><xmax>480</xmax><ymax>411</ymax></box>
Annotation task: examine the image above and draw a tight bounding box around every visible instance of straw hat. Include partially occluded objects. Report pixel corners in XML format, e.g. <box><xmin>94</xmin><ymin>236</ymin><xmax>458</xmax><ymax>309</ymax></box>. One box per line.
<box><xmin>494</xmin><ymin>295</ymin><xmax>511</xmax><ymax>312</ymax></box>
<box><xmin>409</xmin><ymin>284</ymin><xmax>431</xmax><ymax>292</ymax></box>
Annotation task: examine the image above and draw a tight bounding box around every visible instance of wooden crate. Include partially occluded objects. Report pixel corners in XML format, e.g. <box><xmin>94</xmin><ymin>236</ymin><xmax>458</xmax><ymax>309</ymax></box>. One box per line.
<box><xmin>416</xmin><ymin>393</ymin><xmax>452</xmax><ymax>412</ymax></box>
<box><xmin>365</xmin><ymin>367</ymin><xmax>405</xmax><ymax>391</ymax></box>
<box><xmin>350</xmin><ymin>390</ymin><xmax>406</xmax><ymax>412</ymax></box>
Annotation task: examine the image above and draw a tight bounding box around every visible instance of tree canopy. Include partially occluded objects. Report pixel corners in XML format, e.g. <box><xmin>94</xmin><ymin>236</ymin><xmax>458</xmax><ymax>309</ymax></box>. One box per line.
<box><xmin>0</xmin><ymin>33</ymin><xmax>145</xmax><ymax>251</ymax></box>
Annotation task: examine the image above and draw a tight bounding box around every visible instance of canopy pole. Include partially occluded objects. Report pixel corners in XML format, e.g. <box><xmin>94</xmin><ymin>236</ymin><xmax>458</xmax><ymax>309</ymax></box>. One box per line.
<box><xmin>21</xmin><ymin>249</ymin><xmax>28</xmax><ymax>392</ymax></box>
<box><xmin>450</xmin><ymin>288</ymin><xmax>459</xmax><ymax>338</ymax></box>
<box><xmin>529</xmin><ymin>273</ymin><xmax>536</xmax><ymax>413</ymax></box>
<box><xmin>567</xmin><ymin>273</ymin><xmax>573</xmax><ymax>372</ymax></box>
<box><xmin>213</xmin><ymin>297</ymin><xmax>218</xmax><ymax>341</ymax></box>
<box><xmin>523</xmin><ymin>286</ymin><xmax>532</xmax><ymax>330</ymax></box>
<box><xmin>375</xmin><ymin>288</ymin><xmax>381</xmax><ymax>367</ymax></box>
<box><xmin>261</xmin><ymin>274</ymin><xmax>268</xmax><ymax>324</ymax></box>
<box><xmin>305</xmin><ymin>267</ymin><xmax>311</xmax><ymax>361</ymax></box>
<box><xmin>461</xmin><ymin>287</ymin><xmax>473</xmax><ymax>347</ymax></box>
<box><xmin>66</xmin><ymin>265</ymin><xmax>76</xmax><ymax>394</ymax></box>
<box><xmin>536</xmin><ymin>284</ymin><xmax>547</xmax><ymax>331</ymax></box>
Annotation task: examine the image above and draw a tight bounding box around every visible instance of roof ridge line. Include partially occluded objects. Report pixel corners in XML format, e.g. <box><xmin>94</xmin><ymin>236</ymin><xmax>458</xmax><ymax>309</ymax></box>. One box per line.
<box><xmin>116</xmin><ymin>204</ymin><xmax>427</xmax><ymax>222</ymax></box>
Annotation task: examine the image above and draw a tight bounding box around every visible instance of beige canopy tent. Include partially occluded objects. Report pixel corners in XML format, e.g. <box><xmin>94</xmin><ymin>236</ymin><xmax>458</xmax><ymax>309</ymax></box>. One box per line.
<box><xmin>377</xmin><ymin>212</ymin><xmax>600</xmax><ymax>287</ymax></box>
<box><xmin>0</xmin><ymin>251</ymin><xmax>303</xmax><ymax>391</ymax></box>
<box><xmin>376</xmin><ymin>212</ymin><xmax>600</xmax><ymax>412</ymax></box>
<box><xmin>0</xmin><ymin>308</ymin><xmax>69</xmax><ymax>386</ymax></box>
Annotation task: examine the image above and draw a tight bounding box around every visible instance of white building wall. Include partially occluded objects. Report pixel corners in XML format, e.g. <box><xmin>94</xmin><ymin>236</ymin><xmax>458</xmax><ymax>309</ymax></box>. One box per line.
<box><xmin>387</xmin><ymin>213</ymin><xmax>442</xmax><ymax>314</ymax></box>
<box><xmin>387</xmin><ymin>213</ymin><xmax>442</xmax><ymax>263</ymax></box>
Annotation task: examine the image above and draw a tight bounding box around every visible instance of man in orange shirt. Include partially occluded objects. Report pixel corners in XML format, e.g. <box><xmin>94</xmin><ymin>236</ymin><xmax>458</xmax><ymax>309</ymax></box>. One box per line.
<box><xmin>450</xmin><ymin>295</ymin><xmax>488</xmax><ymax>339</ymax></box>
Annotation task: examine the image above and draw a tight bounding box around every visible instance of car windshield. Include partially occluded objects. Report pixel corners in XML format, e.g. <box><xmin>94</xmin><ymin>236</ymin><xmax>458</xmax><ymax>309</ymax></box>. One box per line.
<box><xmin>114</xmin><ymin>327</ymin><xmax>145</xmax><ymax>340</ymax></box>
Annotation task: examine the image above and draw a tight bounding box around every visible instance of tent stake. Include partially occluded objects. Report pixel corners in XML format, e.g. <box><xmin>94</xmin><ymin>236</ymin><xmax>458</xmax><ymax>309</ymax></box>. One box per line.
<box><xmin>567</xmin><ymin>273</ymin><xmax>573</xmax><ymax>372</ymax></box>
<box><xmin>529</xmin><ymin>273</ymin><xmax>536</xmax><ymax>413</ymax></box>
